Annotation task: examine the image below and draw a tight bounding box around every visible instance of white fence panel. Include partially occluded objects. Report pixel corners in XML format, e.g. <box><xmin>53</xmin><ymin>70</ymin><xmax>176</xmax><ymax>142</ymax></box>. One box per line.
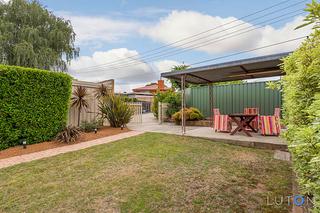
<box><xmin>128</xmin><ymin>102</ymin><xmax>143</xmax><ymax>123</ymax></box>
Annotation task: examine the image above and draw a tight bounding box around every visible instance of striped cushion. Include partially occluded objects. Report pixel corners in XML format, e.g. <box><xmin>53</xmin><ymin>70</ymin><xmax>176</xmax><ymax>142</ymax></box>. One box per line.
<box><xmin>260</xmin><ymin>116</ymin><xmax>281</xmax><ymax>136</ymax></box>
<box><xmin>244</xmin><ymin>108</ymin><xmax>259</xmax><ymax>115</ymax></box>
<box><xmin>214</xmin><ymin>115</ymin><xmax>231</xmax><ymax>132</ymax></box>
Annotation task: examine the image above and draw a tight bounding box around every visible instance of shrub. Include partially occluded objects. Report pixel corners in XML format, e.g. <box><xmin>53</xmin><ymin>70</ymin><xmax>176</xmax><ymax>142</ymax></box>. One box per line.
<box><xmin>122</xmin><ymin>96</ymin><xmax>139</xmax><ymax>103</ymax></box>
<box><xmin>80</xmin><ymin>120</ymin><xmax>101</xmax><ymax>132</ymax></box>
<box><xmin>163</xmin><ymin>91</ymin><xmax>181</xmax><ymax>117</ymax></box>
<box><xmin>152</xmin><ymin>94</ymin><xmax>160</xmax><ymax>118</ymax></box>
<box><xmin>0</xmin><ymin>65</ymin><xmax>72</xmax><ymax>150</ymax></box>
<box><xmin>280</xmin><ymin>3</ymin><xmax>320</xmax><ymax>209</ymax></box>
<box><xmin>172</xmin><ymin>107</ymin><xmax>204</xmax><ymax>124</ymax></box>
<box><xmin>152</xmin><ymin>90</ymin><xmax>181</xmax><ymax>118</ymax></box>
<box><xmin>56</xmin><ymin>125</ymin><xmax>80</xmax><ymax>143</ymax></box>
<box><xmin>99</xmin><ymin>95</ymin><xmax>134</xmax><ymax>128</ymax></box>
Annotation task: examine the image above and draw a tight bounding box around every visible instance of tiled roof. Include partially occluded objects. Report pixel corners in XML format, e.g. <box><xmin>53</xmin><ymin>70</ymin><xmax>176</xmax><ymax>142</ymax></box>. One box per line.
<box><xmin>132</xmin><ymin>84</ymin><xmax>169</xmax><ymax>92</ymax></box>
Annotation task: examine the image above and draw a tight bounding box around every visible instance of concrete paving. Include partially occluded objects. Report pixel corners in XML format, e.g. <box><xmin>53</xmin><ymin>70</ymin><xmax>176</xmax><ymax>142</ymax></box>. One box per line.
<box><xmin>128</xmin><ymin>113</ymin><xmax>288</xmax><ymax>150</ymax></box>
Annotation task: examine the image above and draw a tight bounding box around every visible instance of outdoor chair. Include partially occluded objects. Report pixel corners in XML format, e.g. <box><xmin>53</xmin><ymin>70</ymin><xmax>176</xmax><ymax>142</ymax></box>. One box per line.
<box><xmin>213</xmin><ymin>108</ymin><xmax>232</xmax><ymax>132</ymax></box>
<box><xmin>213</xmin><ymin>108</ymin><xmax>220</xmax><ymax>115</ymax></box>
<box><xmin>274</xmin><ymin>107</ymin><xmax>281</xmax><ymax>118</ymax></box>
<box><xmin>244</xmin><ymin>107</ymin><xmax>259</xmax><ymax>131</ymax></box>
<box><xmin>260</xmin><ymin>115</ymin><xmax>281</xmax><ymax>136</ymax></box>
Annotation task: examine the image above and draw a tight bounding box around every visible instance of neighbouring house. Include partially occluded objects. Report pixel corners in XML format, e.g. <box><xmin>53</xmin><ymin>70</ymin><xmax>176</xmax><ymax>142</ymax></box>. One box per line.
<box><xmin>68</xmin><ymin>79</ymin><xmax>114</xmax><ymax>126</ymax></box>
<box><xmin>126</xmin><ymin>80</ymin><xmax>169</xmax><ymax>112</ymax></box>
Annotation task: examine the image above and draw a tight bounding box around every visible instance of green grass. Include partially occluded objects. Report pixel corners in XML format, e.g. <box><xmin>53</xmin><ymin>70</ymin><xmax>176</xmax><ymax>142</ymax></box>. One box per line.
<box><xmin>0</xmin><ymin>133</ymin><xmax>292</xmax><ymax>212</ymax></box>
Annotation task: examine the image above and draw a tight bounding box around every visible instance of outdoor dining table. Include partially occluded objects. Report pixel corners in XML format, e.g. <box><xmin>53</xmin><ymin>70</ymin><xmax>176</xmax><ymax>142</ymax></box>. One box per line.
<box><xmin>228</xmin><ymin>113</ymin><xmax>258</xmax><ymax>137</ymax></box>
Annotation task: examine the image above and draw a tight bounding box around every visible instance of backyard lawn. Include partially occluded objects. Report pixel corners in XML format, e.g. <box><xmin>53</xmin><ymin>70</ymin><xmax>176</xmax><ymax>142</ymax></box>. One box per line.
<box><xmin>0</xmin><ymin>132</ymin><xmax>292</xmax><ymax>212</ymax></box>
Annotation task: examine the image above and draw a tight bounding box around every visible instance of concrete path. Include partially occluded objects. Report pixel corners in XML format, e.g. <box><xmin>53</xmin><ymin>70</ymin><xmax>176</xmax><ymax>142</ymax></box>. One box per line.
<box><xmin>128</xmin><ymin>113</ymin><xmax>287</xmax><ymax>150</ymax></box>
<box><xmin>0</xmin><ymin>131</ymin><xmax>144</xmax><ymax>169</ymax></box>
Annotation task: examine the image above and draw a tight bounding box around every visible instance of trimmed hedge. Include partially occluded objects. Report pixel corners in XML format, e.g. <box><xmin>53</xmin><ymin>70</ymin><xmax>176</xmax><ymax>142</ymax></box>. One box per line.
<box><xmin>0</xmin><ymin>65</ymin><xmax>72</xmax><ymax>150</ymax></box>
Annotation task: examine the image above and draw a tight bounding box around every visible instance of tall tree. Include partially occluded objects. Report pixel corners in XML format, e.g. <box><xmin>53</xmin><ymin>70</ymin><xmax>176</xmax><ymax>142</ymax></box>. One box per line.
<box><xmin>170</xmin><ymin>64</ymin><xmax>190</xmax><ymax>90</ymax></box>
<box><xmin>0</xmin><ymin>0</ymin><xmax>79</xmax><ymax>71</ymax></box>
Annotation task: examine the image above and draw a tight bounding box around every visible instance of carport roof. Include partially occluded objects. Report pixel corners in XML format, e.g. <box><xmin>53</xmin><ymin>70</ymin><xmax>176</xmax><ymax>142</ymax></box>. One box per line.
<box><xmin>161</xmin><ymin>52</ymin><xmax>290</xmax><ymax>84</ymax></box>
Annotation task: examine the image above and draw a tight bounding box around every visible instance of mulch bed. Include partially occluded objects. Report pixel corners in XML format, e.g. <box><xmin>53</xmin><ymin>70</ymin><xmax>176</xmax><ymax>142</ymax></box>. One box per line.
<box><xmin>0</xmin><ymin>127</ymin><xmax>130</xmax><ymax>160</ymax></box>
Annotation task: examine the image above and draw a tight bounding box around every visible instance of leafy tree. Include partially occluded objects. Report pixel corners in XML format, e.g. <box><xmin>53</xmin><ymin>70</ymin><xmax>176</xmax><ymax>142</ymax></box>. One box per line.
<box><xmin>0</xmin><ymin>0</ymin><xmax>79</xmax><ymax>71</ymax></box>
<box><xmin>295</xmin><ymin>0</ymin><xmax>320</xmax><ymax>30</ymax></box>
<box><xmin>170</xmin><ymin>65</ymin><xmax>190</xmax><ymax>90</ymax></box>
<box><xmin>71</xmin><ymin>86</ymin><xmax>89</xmax><ymax>126</ymax></box>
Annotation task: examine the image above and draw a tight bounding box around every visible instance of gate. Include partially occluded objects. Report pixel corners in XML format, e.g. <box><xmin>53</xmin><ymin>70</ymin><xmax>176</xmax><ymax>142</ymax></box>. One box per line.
<box><xmin>128</xmin><ymin>102</ymin><xmax>143</xmax><ymax>123</ymax></box>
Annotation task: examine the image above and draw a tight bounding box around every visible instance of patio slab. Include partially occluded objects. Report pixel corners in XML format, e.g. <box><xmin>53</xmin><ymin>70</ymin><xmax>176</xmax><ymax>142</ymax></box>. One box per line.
<box><xmin>128</xmin><ymin>113</ymin><xmax>287</xmax><ymax>151</ymax></box>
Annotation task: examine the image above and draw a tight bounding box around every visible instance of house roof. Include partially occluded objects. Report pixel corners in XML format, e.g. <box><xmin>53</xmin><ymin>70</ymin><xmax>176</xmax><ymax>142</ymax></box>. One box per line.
<box><xmin>132</xmin><ymin>83</ymin><xmax>169</xmax><ymax>92</ymax></box>
<box><xmin>161</xmin><ymin>52</ymin><xmax>290</xmax><ymax>84</ymax></box>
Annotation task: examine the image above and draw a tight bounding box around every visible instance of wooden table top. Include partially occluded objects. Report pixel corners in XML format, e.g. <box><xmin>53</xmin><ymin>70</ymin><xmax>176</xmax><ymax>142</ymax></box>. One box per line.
<box><xmin>228</xmin><ymin>113</ymin><xmax>258</xmax><ymax>117</ymax></box>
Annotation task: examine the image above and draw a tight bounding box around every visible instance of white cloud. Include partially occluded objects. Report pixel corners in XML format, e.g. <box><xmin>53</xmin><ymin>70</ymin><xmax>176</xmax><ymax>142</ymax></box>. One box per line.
<box><xmin>66</xmin><ymin>10</ymin><xmax>312</xmax><ymax>91</ymax></box>
<box><xmin>68</xmin><ymin>48</ymin><xmax>179</xmax><ymax>92</ymax></box>
<box><xmin>254</xmin><ymin>16</ymin><xmax>312</xmax><ymax>55</ymax></box>
<box><xmin>58</xmin><ymin>12</ymin><xmax>141</xmax><ymax>46</ymax></box>
<box><xmin>130</xmin><ymin>7</ymin><xmax>170</xmax><ymax>18</ymax></box>
<box><xmin>140</xmin><ymin>11</ymin><xmax>312</xmax><ymax>55</ymax></box>
<box><xmin>59</xmin><ymin>10</ymin><xmax>311</xmax><ymax>55</ymax></box>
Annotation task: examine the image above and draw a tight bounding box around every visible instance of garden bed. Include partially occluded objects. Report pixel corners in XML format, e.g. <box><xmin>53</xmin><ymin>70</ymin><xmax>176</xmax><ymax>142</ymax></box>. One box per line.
<box><xmin>0</xmin><ymin>127</ymin><xmax>130</xmax><ymax>160</ymax></box>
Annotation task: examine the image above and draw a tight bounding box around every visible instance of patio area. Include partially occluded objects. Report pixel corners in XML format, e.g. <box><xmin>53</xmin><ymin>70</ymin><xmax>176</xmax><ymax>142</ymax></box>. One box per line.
<box><xmin>128</xmin><ymin>113</ymin><xmax>287</xmax><ymax>151</ymax></box>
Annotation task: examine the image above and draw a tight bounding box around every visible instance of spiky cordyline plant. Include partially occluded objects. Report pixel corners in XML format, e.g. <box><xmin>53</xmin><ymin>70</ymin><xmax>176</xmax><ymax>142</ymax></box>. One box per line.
<box><xmin>56</xmin><ymin>125</ymin><xmax>80</xmax><ymax>143</ymax></box>
<box><xmin>95</xmin><ymin>84</ymin><xmax>109</xmax><ymax>99</ymax></box>
<box><xmin>99</xmin><ymin>95</ymin><xmax>134</xmax><ymax>128</ymax></box>
<box><xmin>71</xmin><ymin>86</ymin><xmax>89</xmax><ymax>126</ymax></box>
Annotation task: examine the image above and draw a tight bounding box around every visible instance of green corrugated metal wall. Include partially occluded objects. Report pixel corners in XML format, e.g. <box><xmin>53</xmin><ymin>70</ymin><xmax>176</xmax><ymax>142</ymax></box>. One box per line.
<box><xmin>186</xmin><ymin>82</ymin><xmax>281</xmax><ymax>117</ymax></box>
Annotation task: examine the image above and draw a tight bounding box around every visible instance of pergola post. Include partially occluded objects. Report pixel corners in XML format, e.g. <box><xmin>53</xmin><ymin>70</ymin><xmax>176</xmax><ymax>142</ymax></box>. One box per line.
<box><xmin>181</xmin><ymin>74</ymin><xmax>186</xmax><ymax>135</ymax></box>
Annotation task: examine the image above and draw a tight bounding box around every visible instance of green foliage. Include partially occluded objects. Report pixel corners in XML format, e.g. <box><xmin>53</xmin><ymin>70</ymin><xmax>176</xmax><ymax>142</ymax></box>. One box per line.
<box><xmin>80</xmin><ymin>120</ymin><xmax>101</xmax><ymax>133</ymax></box>
<box><xmin>296</xmin><ymin>0</ymin><xmax>320</xmax><ymax>30</ymax></box>
<box><xmin>211</xmin><ymin>80</ymin><xmax>244</xmax><ymax>86</ymax></box>
<box><xmin>99</xmin><ymin>95</ymin><xmax>134</xmax><ymax>128</ymax></box>
<box><xmin>0</xmin><ymin>65</ymin><xmax>72</xmax><ymax>150</ymax></box>
<box><xmin>266</xmin><ymin>81</ymin><xmax>281</xmax><ymax>91</ymax></box>
<box><xmin>170</xmin><ymin>65</ymin><xmax>190</xmax><ymax>90</ymax></box>
<box><xmin>71</xmin><ymin>86</ymin><xmax>89</xmax><ymax>126</ymax></box>
<box><xmin>152</xmin><ymin>94</ymin><xmax>159</xmax><ymax>118</ymax></box>
<box><xmin>0</xmin><ymin>0</ymin><xmax>79</xmax><ymax>71</ymax></box>
<box><xmin>172</xmin><ymin>107</ymin><xmax>204</xmax><ymax>124</ymax></box>
<box><xmin>122</xmin><ymin>96</ymin><xmax>139</xmax><ymax>103</ymax></box>
<box><xmin>152</xmin><ymin>90</ymin><xmax>181</xmax><ymax>118</ymax></box>
<box><xmin>281</xmin><ymin>8</ymin><xmax>320</xmax><ymax>209</ymax></box>
<box><xmin>56</xmin><ymin>125</ymin><xmax>80</xmax><ymax>143</ymax></box>
<box><xmin>162</xmin><ymin>91</ymin><xmax>181</xmax><ymax>117</ymax></box>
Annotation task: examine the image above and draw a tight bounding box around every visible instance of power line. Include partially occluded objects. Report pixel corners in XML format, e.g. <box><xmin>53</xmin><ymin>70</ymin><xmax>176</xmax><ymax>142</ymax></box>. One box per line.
<box><xmin>189</xmin><ymin>36</ymin><xmax>306</xmax><ymax>66</ymax></box>
<box><xmin>94</xmin><ymin>10</ymin><xmax>304</xmax><ymax>71</ymax></box>
<box><xmin>115</xmin><ymin>36</ymin><xmax>306</xmax><ymax>82</ymax></box>
<box><xmin>77</xmin><ymin>9</ymin><xmax>305</xmax><ymax>73</ymax></box>
<box><xmin>79</xmin><ymin>1</ymin><xmax>307</xmax><ymax>71</ymax></box>
<box><xmin>74</xmin><ymin>0</ymin><xmax>306</xmax><ymax>71</ymax></box>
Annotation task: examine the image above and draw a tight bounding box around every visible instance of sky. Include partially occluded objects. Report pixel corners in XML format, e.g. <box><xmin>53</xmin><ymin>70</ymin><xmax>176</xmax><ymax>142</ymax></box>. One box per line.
<box><xmin>15</xmin><ymin>0</ymin><xmax>314</xmax><ymax>92</ymax></box>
